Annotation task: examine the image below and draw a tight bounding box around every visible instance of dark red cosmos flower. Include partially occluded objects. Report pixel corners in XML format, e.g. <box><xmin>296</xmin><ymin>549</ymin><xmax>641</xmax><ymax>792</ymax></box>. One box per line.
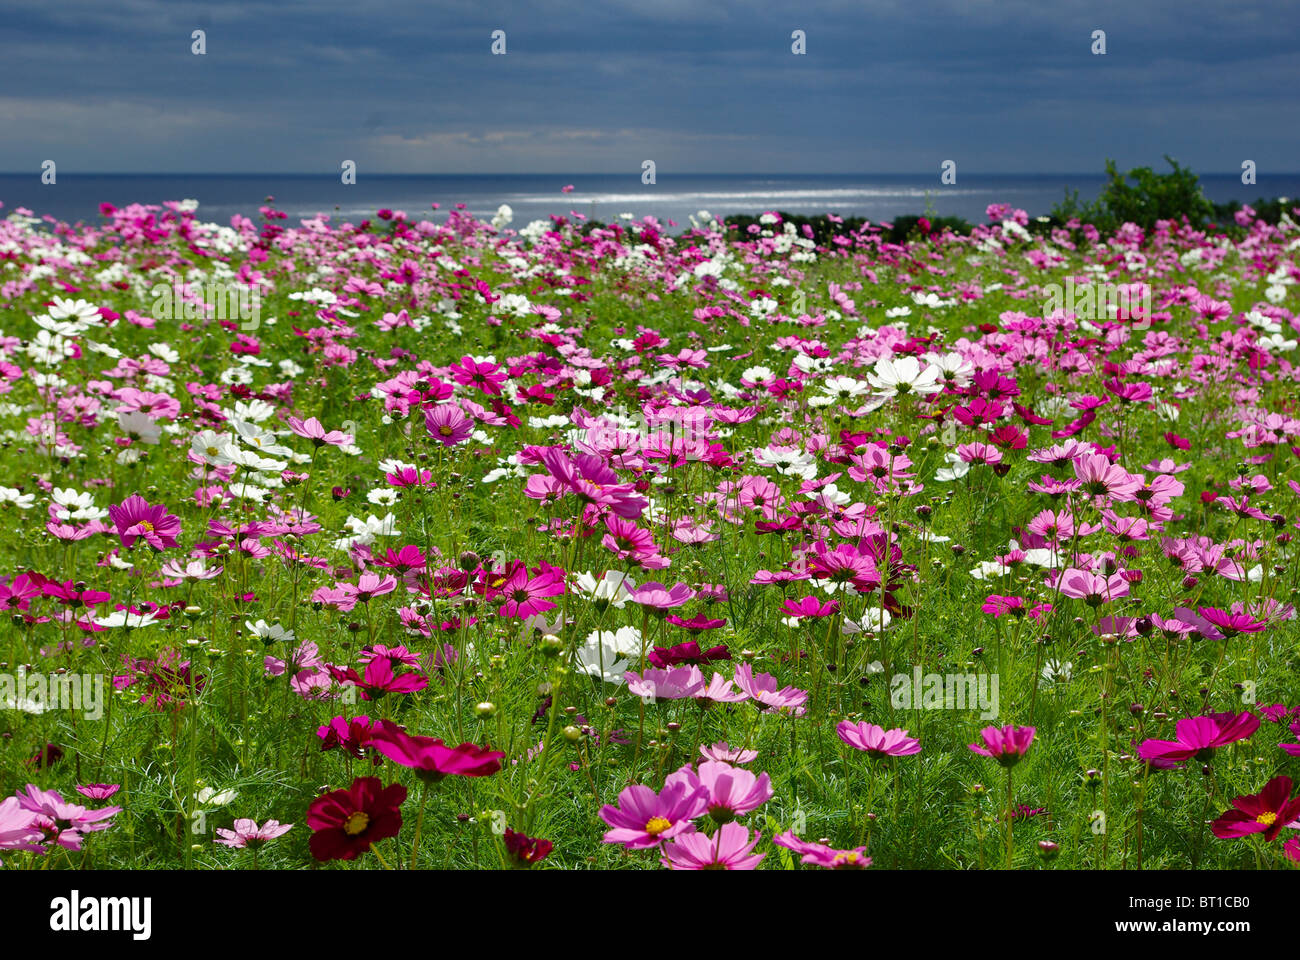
<box><xmin>28</xmin><ymin>743</ymin><xmax>63</xmax><ymax>768</ymax></box>
<box><xmin>370</xmin><ymin>720</ymin><xmax>505</xmax><ymax>784</ymax></box>
<box><xmin>1211</xmin><ymin>775</ymin><xmax>1300</xmax><ymax>842</ymax></box>
<box><xmin>503</xmin><ymin>828</ymin><xmax>554</xmax><ymax>867</ymax></box>
<box><xmin>307</xmin><ymin>776</ymin><xmax>407</xmax><ymax>862</ymax></box>
<box><xmin>647</xmin><ymin>640</ymin><xmax>731</xmax><ymax>669</ymax></box>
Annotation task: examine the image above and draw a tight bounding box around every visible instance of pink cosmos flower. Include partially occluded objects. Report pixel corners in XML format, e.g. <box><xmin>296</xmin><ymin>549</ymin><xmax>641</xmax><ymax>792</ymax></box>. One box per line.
<box><xmin>1196</xmin><ymin>606</ymin><xmax>1267</xmax><ymax>637</ymax></box>
<box><xmin>287</xmin><ymin>416</ymin><xmax>354</xmax><ymax>448</ymax></box>
<box><xmin>699</xmin><ymin>741</ymin><xmax>758</xmax><ymax>764</ymax></box>
<box><xmin>733</xmin><ymin>663</ymin><xmax>809</xmax><ymax>715</ymax></box>
<box><xmin>74</xmin><ymin>784</ymin><xmax>121</xmax><ymax>801</ymax></box>
<box><xmin>668</xmin><ymin>760</ymin><xmax>774</xmax><ymax>823</ymax></box>
<box><xmin>214</xmin><ymin>818</ymin><xmax>293</xmax><ymax>848</ymax></box>
<box><xmin>773</xmin><ymin>830</ymin><xmax>871</xmax><ymax>869</ymax></box>
<box><xmin>1056</xmin><ymin>568</ymin><xmax>1130</xmax><ymax>606</ymax></box>
<box><xmin>108</xmin><ymin>494</ymin><xmax>181</xmax><ymax>550</ymax></box>
<box><xmin>628</xmin><ymin>581</ymin><xmax>695</xmax><ymax>611</ymax></box>
<box><xmin>0</xmin><ymin>797</ymin><xmax>42</xmax><ymax>852</ymax></box>
<box><xmin>424</xmin><ymin>403</ymin><xmax>474</xmax><ymax>446</ymax></box>
<box><xmin>624</xmin><ymin>666</ymin><xmax>706</xmax><ymax>701</ymax></box>
<box><xmin>1073</xmin><ymin>454</ymin><xmax>1141</xmax><ymax>500</ymax></box>
<box><xmin>836</xmin><ymin>721</ymin><xmax>921</xmax><ymax>758</ymax></box>
<box><xmin>660</xmin><ymin>822</ymin><xmax>764</xmax><ymax>870</ymax></box>
<box><xmin>599</xmin><ymin>780</ymin><xmax>709</xmax><ymax>849</ymax></box>
<box><xmin>969</xmin><ymin>725</ymin><xmax>1035</xmax><ymax>767</ymax></box>
<box><xmin>15</xmin><ymin>785</ymin><xmax>120</xmax><ymax>851</ymax></box>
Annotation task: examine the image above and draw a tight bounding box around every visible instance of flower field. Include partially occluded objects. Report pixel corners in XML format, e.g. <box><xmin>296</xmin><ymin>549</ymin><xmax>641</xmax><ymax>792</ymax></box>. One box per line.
<box><xmin>1</xmin><ymin>198</ymin><xmax>1299</xmax><ymax>870</ymax></box>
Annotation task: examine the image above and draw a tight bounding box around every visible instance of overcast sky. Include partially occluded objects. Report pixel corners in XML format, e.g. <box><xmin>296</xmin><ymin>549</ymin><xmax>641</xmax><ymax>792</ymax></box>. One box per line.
<box><xmin>1</xmin><ymin>0</ymin><xmax>1296</xmax><ymax>175</ymax></box>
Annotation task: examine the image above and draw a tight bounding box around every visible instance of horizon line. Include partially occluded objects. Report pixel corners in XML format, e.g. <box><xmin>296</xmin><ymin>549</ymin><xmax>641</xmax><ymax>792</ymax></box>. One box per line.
<box><xmin>3</xmin><ymin>170</ymin><xmax>1293</xmax><ymax>178</ymax></box>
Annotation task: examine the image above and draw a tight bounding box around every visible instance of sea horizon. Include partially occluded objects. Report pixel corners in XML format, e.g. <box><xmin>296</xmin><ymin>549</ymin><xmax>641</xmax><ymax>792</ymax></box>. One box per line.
<box><xmin>3</xmin><ymin>170</ymin><xmax>1295</xmax><ymax>233</ymax></box>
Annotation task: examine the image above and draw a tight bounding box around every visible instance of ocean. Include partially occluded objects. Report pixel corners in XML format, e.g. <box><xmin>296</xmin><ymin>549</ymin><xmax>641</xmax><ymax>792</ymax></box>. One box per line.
<box><xmin>2</xmin><ymin>172</ymin><xmax>1295</xmax><ymax>233</ymax></box>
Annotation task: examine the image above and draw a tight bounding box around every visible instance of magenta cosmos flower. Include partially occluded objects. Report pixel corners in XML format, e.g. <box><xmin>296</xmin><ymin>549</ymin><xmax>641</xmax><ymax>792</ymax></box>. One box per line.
<box><xmin>306</xmin><ymin>776</ymin><xmax>406</xmax><ymax>862</ymax></box>
<box><xmin>969</xmin><ymin>725</ymin><xmax>1035</xmax><ymax>767</ymax></box>
<box><xmin>108</xmin><ymin>494</ymin><xmax>180</xmax><ymax>550</ymax></box>
<box><xmin>773</xmin><ymin>830</ymin><xmax>871</xmax><ymax>869</ymax></box>
<box><xmin>837</xmin><ymin>721</ymin><xmax>921</xmax><ymax>758</ymax></box>
<box><xmin>537</xmin><ymin>446</ymin><xmax>647</xmax><ymax>519</ymax></box>
<box><xmin>1210</xmin><ymin>776</ymin><xmax>1300</xmax><ymax>842</ymax></box>
<box><xmin>215</xmin><ymin>818</ymin><xmax>293</xmax><ymax>848</ymax></box>
<box><xmin>661</xmin><ymin>822</ymin><xmax>764</xmax><ymax>870</ymax></box>
<box><xmin>668</xmin><ymin>760</ymin><xmax>774</xmax><ymax>823</ymax></box>
<box><xmin>599</xmin><ymin>780</ymin><xmax>709</xmax><ymax>849</ymax></box>
<box><xmin>370</xmin><ymin>720</ymin><xmax>504</xmax><ymax>784</ymax></box>
<box><xmin>496</xmin><ymin>564</ymin><xmax>565</xmax><ymax>619</ymax></box>
<box><xmin>1137</xmin><ymin>711</ymin><xmax>1260</xmax><ymax>766</ymax></box>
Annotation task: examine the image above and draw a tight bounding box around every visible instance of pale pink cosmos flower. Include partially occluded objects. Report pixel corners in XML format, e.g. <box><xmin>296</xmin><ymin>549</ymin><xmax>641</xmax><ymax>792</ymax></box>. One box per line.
<box><xmin>287</xmin><ymin>416</ymin><xmax>354</xmax><ymax>448</ymax></box>
<box><xmin>699</xmin><ymin>741</ymin><xmax>758</xmax><ymax>764</ymax></box>
<box><xmin>214</xmin><ymin>818</ymin><xmax>293</xmax><ymax>848</ymax></box>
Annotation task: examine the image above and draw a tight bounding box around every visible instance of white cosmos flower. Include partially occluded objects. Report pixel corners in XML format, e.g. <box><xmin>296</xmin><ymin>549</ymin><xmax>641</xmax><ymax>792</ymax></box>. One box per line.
<box><xmin>190</xmin><ymin>430</ymin><xmax>236</xmax><ymax>467</ymax></box>
<box><xmin>246</xmin><ymin>619</ymin><xmax>296</xmax><ymax>644</ymax></box>
<box><xmin>48</xmin><ymin>296</ymin><xmax>103</xmax><ymax>323</ymax></box>
<box><xmin>819</xmin><ymin>377</ymin><xmax>871</xmax><ymax>401</ymax></box>
<box><xmin>117</xmin><ymin>410</ymin><xmax>163</xmax><ymax>444</ymax></box>
<box><xmin>922</xmin><ymin>352</ymin><xmax>975</xmax><ymax>388</ymax></box>
<box><xmin>94</xmin><ymin>609</ymin><xmax>159</xmax><ymax>629</ymax></box>
<box><xmin>0</xmin><ymin>486</ymin><xmax>36</xmax><ymax>509</ymax></box>
<box><xmin>575</xmin><ymin>632</ymin><xmax>634</xmax><ymax>684</ymax></box>
<box><xmin>572</xmin><ymin>570</ymin><xmax>637</xmax><ymax>608</ymax></box>
<box><xmin>867</xmin><ymin>356</ymin><xmax>942</xmax><ymax>398</ymax></box>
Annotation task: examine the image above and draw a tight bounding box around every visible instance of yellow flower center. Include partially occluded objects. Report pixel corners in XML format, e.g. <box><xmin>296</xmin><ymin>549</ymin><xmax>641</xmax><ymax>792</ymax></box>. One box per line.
<box><xmin>343</xmin><ymin>811</ymin><xmax>370</xmax><ymax>836</ymax></box>
<box><xmin>206</xmin><ymin>446</ymin><xmax>219</xmax><ymax>457</ymax></box>
<box><xmin>439</xmin><ymin>425</ymin><xmax>454</xmax><ymax>437</ymax></box>
<box><xmin>1256</xmin><ymin>812</ymin><xmax>1277</xmax><ymax>826</ymax></box>
<box><xmin>644</xmin><ymin>816</ymin><xmax>672</xmax><ymax>837</ymax></box>
<box><xmin>138</xmin><ymin>520</ymin><xmax>155</xmax><ymax>532</ymax></box>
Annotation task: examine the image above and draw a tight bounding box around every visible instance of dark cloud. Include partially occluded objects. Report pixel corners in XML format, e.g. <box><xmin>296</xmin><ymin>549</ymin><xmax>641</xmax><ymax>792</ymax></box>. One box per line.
<box><xmin>0</xmin><ymin>0</ymin><xmax>1296</xmax><ymax>173</ymax></box>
